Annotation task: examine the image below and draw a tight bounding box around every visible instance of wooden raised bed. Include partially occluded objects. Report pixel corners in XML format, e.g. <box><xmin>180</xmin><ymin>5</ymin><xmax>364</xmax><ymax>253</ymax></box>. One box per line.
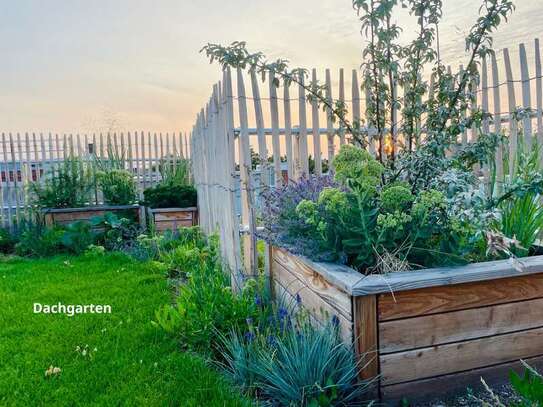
<box><xmin>43</xmin><ymin>204</ymin><xmax>144</xmax><ymax>227</ymax></box>
<box><xmin>271</xmin><ymin>246</ymin><xmax>543</xmax><ymax>403</ymax></box>
<box><xmin>147</xmin><ymin>207</ymin><xmax>198</xmax><ymax>232</ymax></box>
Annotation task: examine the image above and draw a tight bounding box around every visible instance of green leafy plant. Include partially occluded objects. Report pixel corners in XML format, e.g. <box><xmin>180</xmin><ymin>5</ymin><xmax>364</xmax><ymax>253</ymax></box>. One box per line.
<box><xmin>510</xmin><ymin>362</ymin><xmax>543</xmax><ymax>406</ymax></box>
<box><xmin>0</xmin><ymin>228</ymin><xmax>16</xmax><ymax>254</ymax></box>
<box><xmin>30</xmin><ymin>157</ymin><xmax>93</xmax><ymax>208</ymax></box>
<box><xmin>152</xmin><ymin>230</ymin><xmax>261</xmax><ymax>356</ymax></box>
<box><xmin>160</xmin><ymin>157</ymin><xmax>191</xmax><ymax>187</ymax></box>
<box><xmin>143</xmin><ymin>184</ymin><xmax>197</xmax><ymax>209</ymax></box>
<box><xmin>15</xmin><ymin>217</ymin><xmax>65</xmax><ymax>258</ymax></box>
<box><xmin>97</xmin><ymin>169</ymin><xmax>137</xmax><ymax>205</ymax></box>
<box><xmin>61</xmin><ymin>221</ymin><xmax>95</xmax><ymax>254</ymax></box>
<box><xmin>473</xmin><ymin>361</ymin><xmax>543</xmax><ymax>406</ymax></box>
<box><xmin>497</xmin><ymin>193</ymin><xmax>543</xmax><ymax>257</ymax></box>
<box><xmin>91</xmin><ymin>212</ymin><xmax>141</xmax><ymax>251</ymax></box>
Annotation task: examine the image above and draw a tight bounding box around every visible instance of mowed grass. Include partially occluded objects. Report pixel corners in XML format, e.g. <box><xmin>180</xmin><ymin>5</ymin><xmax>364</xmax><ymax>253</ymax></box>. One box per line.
<box><xmin>0</xmin><ymin>253</ymin><xmax>249</xmax><ymax>406</ymax></box>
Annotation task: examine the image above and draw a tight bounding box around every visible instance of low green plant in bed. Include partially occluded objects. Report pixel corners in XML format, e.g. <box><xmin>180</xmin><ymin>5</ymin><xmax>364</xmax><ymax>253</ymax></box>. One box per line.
<box><xmin>0</xmin><ymin>253</ymin><xmax>249</xmax><ymax>406</ymax></box>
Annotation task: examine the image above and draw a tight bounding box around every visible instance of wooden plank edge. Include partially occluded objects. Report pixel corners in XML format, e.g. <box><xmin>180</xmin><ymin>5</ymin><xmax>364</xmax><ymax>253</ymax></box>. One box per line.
<box><xmin>149</xmin><ymin>207</ymin><xmax>198</xmax><ymax>213</ymax></box>
<box><xmin>273</xmin><ymin>247</ymin><xmax>361</xmax><ymax>295</ymax></box>
<box><xmin>42</xmin><ymin>204</ymin><xmax>140</xmax><ymax>213</ymax></box>
<box><xmin>352</xmin><ymin>256</ymin><xmax>543</xmax><ymax>295</ymax></box>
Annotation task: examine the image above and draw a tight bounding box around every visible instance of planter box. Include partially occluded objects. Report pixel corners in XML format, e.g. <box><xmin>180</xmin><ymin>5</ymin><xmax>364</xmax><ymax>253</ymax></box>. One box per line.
<box><xmin>43</xmin><ymin>204</ymin><xmax>143</xmax><ymax>227</ymax></box>
<box><xmin>271</xmin><ymin>246</ymin><xmax>543</xmax><ymax>403</ymax></box>
<box><xmin>147</xmin><ymin>207</ymin><xmax>198</xmax><ymax>232</ymax></box>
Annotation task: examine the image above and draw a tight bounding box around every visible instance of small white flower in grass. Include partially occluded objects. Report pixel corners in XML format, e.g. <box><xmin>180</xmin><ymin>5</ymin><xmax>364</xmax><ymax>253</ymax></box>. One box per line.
<box><xmin>154</xmin><ymin>362</ymin><xmax>158</xmax><ymax>368</ymax></box>
<box><xmin>45</xmin><ymin>365</ymin><xmax>61</xmax><ymax>377</ymax></box>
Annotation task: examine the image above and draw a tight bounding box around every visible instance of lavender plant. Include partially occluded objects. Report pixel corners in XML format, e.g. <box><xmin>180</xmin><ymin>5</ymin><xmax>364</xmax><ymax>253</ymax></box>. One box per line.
<box><xmin>259</xmin><ymin>174</ymin><xmax>342</xmax><ymax>262</ymax></box>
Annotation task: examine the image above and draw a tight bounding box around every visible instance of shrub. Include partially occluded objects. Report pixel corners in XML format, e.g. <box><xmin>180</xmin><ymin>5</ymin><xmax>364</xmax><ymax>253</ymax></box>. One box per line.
<box><xmin>30</xmin><ymin>157</ymin><xmax>93</xmax><ymax>208</ymax></box>
<box><xmin>219</xmin><ymin>318</ymin><xmax>370</xmax><ymax>406</ymax></box>
<box><xmin>61</xmin><ymin>221</ymin><xmax>95</xmax><ymax>254</ymax></box>
<box><xmin>0</xmin><ymin>228</ymin><xmax>16</xmax><ymax>254</ymax></box>
<box><xmin>153</xmin><ymin>230</ymin><xmax>261</xmax><ymax>356</ymax></box>
<box><xmin>143</xmin><ymin>184</ymin><xmax>197</xmax><ymax>209</ymax></box>
<box><xmin>15</xmin><ymin>220</ymin><xmax>65</xmax><ymax>258</ymax></box>
<box><xmin>97</xmin><ymin>169</ymin><xmax>137</xmax><ymax>205</ymax></box>
<box><xmin>91</xmin><ymin>212</ymin><xmax>142</xmax><ymax>251</ymax></box>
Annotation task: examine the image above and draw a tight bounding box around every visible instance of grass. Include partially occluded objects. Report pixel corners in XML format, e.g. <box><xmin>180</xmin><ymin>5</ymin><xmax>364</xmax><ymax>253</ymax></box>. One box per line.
<box><xmin>0</xmin><ymin>253</ymin><xmax>250</xmax><ymax>406</ymax></box>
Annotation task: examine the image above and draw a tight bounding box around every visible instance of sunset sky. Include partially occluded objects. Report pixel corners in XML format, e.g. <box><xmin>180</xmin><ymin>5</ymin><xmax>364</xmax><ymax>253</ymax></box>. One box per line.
<box><xmin>1</xmin><ymin>0</ymin><xmax>542</xmax><ymax>134</ymax></box>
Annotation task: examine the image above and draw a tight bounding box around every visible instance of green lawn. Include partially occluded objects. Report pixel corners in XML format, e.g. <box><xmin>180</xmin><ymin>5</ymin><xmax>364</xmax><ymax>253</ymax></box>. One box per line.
<box><xmin>0</xmin><ymin>253</ymin><xmax>249</xmax><ymax>406</ymax></box>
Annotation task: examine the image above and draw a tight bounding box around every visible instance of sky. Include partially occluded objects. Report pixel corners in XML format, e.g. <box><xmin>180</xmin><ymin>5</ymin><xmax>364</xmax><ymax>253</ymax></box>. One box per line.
<box><xmin>1</xmin><ymin>0</ymin><xmax>542</xmax><ymax>135</ymax></box>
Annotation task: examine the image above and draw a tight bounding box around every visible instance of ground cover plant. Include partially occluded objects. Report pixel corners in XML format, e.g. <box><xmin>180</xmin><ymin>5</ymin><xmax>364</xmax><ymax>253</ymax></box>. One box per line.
<box><xmin>0</xmin><ymin>252</ymin><xmax>250</xmax><ymax>406</ymax></box>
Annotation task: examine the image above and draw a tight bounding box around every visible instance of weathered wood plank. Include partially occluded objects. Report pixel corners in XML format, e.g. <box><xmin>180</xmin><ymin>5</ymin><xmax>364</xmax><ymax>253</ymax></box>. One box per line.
<box><xmin>272</xmin><ymin>259</ymin><xmax>352</xmax><ymax>339</ymax></box>
<box><xmin>503</xmin><ymin>47</ymin><xmax>518</xmax><ymax>176</ymax></box>
<box><xmin>354</xmin><ymin>295</ymin><xmax>378</xmax><ymax>381</ymax></box>
<box><xmin>325</xmin><ymin>69</ymin><xmax>335</xmax><ymax>163</ymax></box>
<box><xmin>272</xmin><ymin>247</ymin><xmax>361</xmax><ymax>295</ymax></box>
<box><xmin>272</xmin><ymin>248</ymin><xmax>352</xmax><ymax>320</ymax></box>
<box><xmin>520</xmin><ymin>43</ymin><xmax>533</xmax><ymax>151</ymax></box>
<box><xmin>152</xmin><ymin>211</ymin><xmax>195</xmax><ymax>222</ymax></box>
<box><xmin>381</xmin><ymin>355</ymin><xmax>543</xmax><ymax>403</ymax></box>
<box><xmin>352</xmin><ymin>255</ymin><xmax>543</xmax><ymax>297</ymax></box>
<box><xmin>380</xmin><ymin>297</ymin><xmax>543</xmax><ymax>353</ymax></box>
<box><xmin>380</xmin><ymin>326</ymin><xmax>543</xmax><ymax>385</ymax></box>
<box><xmin>378</xmin><ymin>271</ymin><xmax>543</xmax><ymax>321</ymax></box>
<box><xmin>311</xmin><ymin>69</ymin><xmax>322</xmax><ymax>175</ymax></box>
<box><xmin>297</xmin><ymin>73</ymin><xmax>309</xmax><ymax>176</ymax></box>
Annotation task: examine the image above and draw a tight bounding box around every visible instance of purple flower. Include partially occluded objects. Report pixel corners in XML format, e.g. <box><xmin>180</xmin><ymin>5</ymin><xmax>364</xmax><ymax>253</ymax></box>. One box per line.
<box><xmin>258</xmin><ymin>174</ymin><xmax>343</xmax><ymax>262</ymax></box>
<box><xmin>244</xmin><ymin>331</ymin><xmax>255</xmax><ymax>342</ymax></box>
<box><xmin>278</xmin><ymin>307</ymin><xmax>289</xmax><ymax>319</ymax></box>
<box><xmin>267</xmin><ymin>335</ymin><xmax>277</xmax><ymax>346</ymax></box>
<box><xmin>331</xmin><ymin>315</ymin><xmax>340</xmax><ymax>327</ymax></box>
<box><xmin>254</xmin><ymin>294</ymin><xmax>262</xmax><ymax>307</ymax></box>
<box><xmin>295</xmin><ymin>293</ymin><xmax>302</xmax><ymax>305</ymax></box>
<box><xmin>246</xmin><ymin>317</ymin><xmax>253</xmax><ymax>326</ymax></box>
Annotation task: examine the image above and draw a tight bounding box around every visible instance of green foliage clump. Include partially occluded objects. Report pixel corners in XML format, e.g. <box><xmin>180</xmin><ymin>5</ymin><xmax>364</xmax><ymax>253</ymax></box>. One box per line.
<box><xmin>31</xmin><ymin>157</ymin><xmax>93</xmax><ymax>208</ymax></box>
<box><xmin>97</xmin><ymin>169</ymin><xmax>137</xmax><ymax>205</ymax></box>
<box><xmin>90</xmin><ymin>212</ymin><xmax>141</xmax><ymax>251</ymax></box>
<box><xmin>61</xmin><ymin>221</ymin><xmax>95</xmax><ymax>254</ymax></box>
<box><xmin>153</xmin><ymin>229</ymin><xmax>261</xmax><ymax>356</ymax></box>
<box><xmin>270</xmin><ymin>145</ymin><xmax>484</xmax><ymax>271</ymax></box>
<box><xmin>333</xmin><ymin>145</ymin><xmax>383</xmax><ymax>195</ymax></box>
<box><xmin>160</xmin><ymin>158</ymin><xmax>192</xmax><ymax>187</ymax></box>
<box><xmin>380</xmin><ymin>184</ymin><xmax>414</xmax><ymax>213</ymax></box>
<box><xmin>15</xmin><ymin>224</ymin><xmax>65</xmax><ymax>257</ymax></box>
<box><xmin>0</xmin><ymin>228</ymin><xmax>16</xmax><ymax>254</ymax></box>
<box><xmin>509</xmin><ymin>363</ymin><xmax>543</xmax><ymax>406</ymax></box>
<box><xmin>220</xmin><ymin>319</ymin><xmax>369</xmax><ymax>406</ymax></box>
<box><xmin>143</xmin><ymin>184</ymin><xmax>197</xmax><ymax>209</ymax></box>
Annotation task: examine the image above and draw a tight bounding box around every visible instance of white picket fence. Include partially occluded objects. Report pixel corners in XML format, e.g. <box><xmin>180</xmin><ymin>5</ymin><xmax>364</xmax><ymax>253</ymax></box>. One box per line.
<box><xmin>0</xmin><ymin>131</ymin><xmax>190</xmax><ymax>231</ymax></box>
<box><xmin>194</xmin><ymin>39</ymin><xmax>543</xmax><ymax>283</ymax></box>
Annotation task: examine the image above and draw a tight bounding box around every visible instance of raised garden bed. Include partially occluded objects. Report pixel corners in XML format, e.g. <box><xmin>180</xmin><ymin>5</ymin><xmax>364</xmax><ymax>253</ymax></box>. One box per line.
<box><xmin>43</xmin><ymin>204</ymin><xmax>144</xmax><ymax>227</ymax></box>
<box><xmin>147</xmin><ymin>207</ymin><xmax>198</xmax><ymax>232</ymax></box>
<box><xmin>271</xmin><ymin>246</ymin><xmax>543</xmax><ymax>403</ymax></box>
